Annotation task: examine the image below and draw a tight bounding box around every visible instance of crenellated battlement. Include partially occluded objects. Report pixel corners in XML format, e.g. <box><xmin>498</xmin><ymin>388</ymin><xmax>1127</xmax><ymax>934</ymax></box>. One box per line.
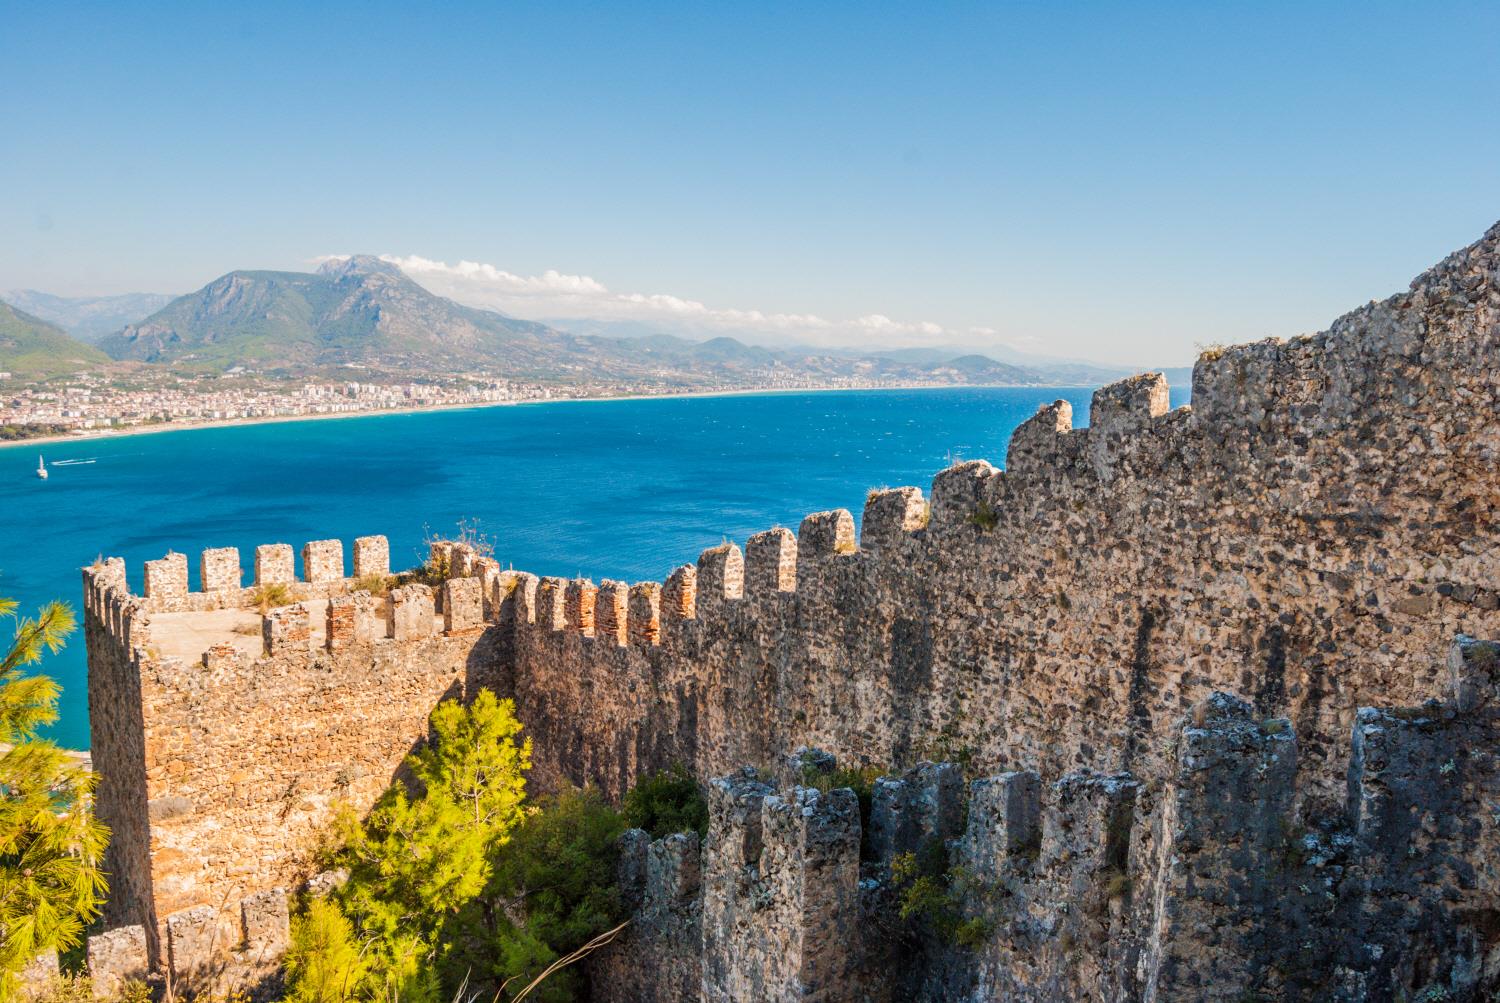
<box><xmin>85</xmin><ymin>223</ymin><xmax>1500</xmax><ymax>999</ymax></box>
<box><xmin>596</xmin><ymin>638</ymin><xmax>1496</xmax><ymax>1003</ymax></box>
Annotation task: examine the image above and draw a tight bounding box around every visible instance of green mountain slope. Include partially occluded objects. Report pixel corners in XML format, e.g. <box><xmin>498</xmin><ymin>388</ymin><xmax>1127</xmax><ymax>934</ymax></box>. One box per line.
<box><xmin>0</xmin><ymin>301</ymin><xmax>111</xmax><ymax>379</ymax></box>
<box><xmin>99</xmin><ymin>256</ymin><xmax>567</xmax><ymax>373</ymax></box>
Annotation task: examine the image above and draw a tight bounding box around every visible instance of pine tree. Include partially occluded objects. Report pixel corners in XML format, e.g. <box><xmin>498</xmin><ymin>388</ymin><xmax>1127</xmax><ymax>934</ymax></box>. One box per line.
<box><xmin>0</xmin><ymin>598</ymin><xmax>109</xmax><ymax>997</ymax></box>
<box><xmin>332</xmin><ymin>690</ymin><xmax>532</xmax><ymax>1002</ymax></box>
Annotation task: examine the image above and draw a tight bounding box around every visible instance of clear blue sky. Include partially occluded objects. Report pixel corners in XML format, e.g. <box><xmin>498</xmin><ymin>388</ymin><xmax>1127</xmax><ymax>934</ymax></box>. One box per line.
<box><xmin>3</xmin><ymin>1</ymin><xmax>1497</xmax><ymax>365</ymax></box>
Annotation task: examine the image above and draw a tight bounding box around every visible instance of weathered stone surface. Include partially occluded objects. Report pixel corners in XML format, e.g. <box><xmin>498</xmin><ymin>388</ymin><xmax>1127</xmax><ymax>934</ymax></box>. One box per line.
<box><xmin>662</xmin><ymin>564</ymin><xmax>696</xmax><ymax>621</ymax></box>
<box><xmin>253</xmin><ymin>543</ymin><xmax>294</xmax><ymax>586</ymax></box>
<box><xmin>595</xmin><ymin>580</ymin><xmax>628</xmax><ymax>646</ymax></box>
<box><xmin>87</xmin><ymin>925</ymin><xmax>150</xmax><ymax>999</ymax></box>
<box><xmin>352</xmin><ymin>535</ymin><xmax>389</xmax><ymax>578</ymax></box>
<box><xmin>868</xmin><ymin>761</ymin><xmax>964</xmax><ymax>866</ymax></box>
<box><xmin>301</xmin><ymin>539</ymin><xmax>343</xmax><ymax>583</ymax></box>
<box><xmin>959</xmin><ymin>770</ymin><xmax>1040</xmax><ymax>880</ymax></box>
<box><xmin>200</xmin><ymin>547</ymin><xmax>241</xmax><ymax>592</ymax></box>
<box><xmin>746</xmin><ymin>527</ymin><xmax>797</xmax><ymax>594</ymax></box>
<box><xmin>388</xmin><ymin>583</ymin><xmax>434</xmax><ymax>640</ymax></box>
<box><xmin>166</xmin><ymin>904</ymin><xmax>217</xmax><ymax>988</ymax></box>
<box><xmin>241</xmin><ymin>887</ymin><xmax>290</xmax><ymax>960</ymax></box>
<box><xmin>702</xmin><ymin>771</ymin><xmax>861</xmax><ymax>1002</ymax></box>
<box><xmin>17</xmin><ymin>950</ymin><xmax>59</xmax><ymax>1001</ymax></box>
<box><xmin>861</xmin><ymin>487</ymin><xmax>927</xmax><ymax>552</ymax></box>
<box><xmin>565</xmin><ymin>578</ymin><xmax>597</xmax><ymax>636</ymax></box>
<box><xmin>591</xmin><ymin>830</ymin><xmax>704</xmax><ymax>1003</ymax></box>
<box><xmin>442</xmin><ymin>576</ymin><xmax>483</xmax><ymax>632</ymax></box>
<box><xmin>262</xmin><ymin>603</ymin><xmax>311</xmax><ymax>655</ymax></box>
<box><xmin>628</xmin><ymin>581</ymin><xmax>661</xmax><ymax>645</ymax></box>
<box><xmin>697</xmin><ymin>543</ymin><xmax>744</xmax><ymax>615</ymax></box>
<box><xmin>325</xmin><ymin>594</ymin><xmax>356</xmax><ymax>650</ymax></box>
<box><xmin>1140</xmin><ymin>693</ymin><xmax>1297</xmax><ymax>1001</ymax></box>
<box><xmin>142</xmin><ymin>551</ymin><xmax>187</xmax><ymax>599</ymax></box>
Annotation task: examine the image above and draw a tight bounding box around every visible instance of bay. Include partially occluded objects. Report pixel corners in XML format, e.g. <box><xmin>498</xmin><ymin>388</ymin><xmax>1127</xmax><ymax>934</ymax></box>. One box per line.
<box><xmin>0</xmin><ymin>385</ymin><xmax>1191</xmax><ymax>748</ymax></box>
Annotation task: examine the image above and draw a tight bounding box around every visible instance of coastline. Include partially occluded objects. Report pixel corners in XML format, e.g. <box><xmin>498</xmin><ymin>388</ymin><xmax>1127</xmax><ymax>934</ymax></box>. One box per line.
<box><xmin>0</xmin><ymin>382</ymin><xmax>1092</xmax><ymax>451</ymax></box>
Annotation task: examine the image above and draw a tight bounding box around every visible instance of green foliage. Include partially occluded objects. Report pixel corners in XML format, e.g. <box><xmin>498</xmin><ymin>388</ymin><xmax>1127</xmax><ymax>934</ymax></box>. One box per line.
<box><xmin>0</xmin><ymin>598</ymin><xmax>109</xmax><ymax>1000</ymax></box>
<box><xmin>0</xmin><ymin>424</ymin><xmax>73</xmax><ymax>442</ymax></box>
<box><xmin>31</xmin><ymin>973</ymin><xmax>152</xmax><ymax>1003</ymax></box>
<box><xmin>0</xmin><ymin>303</ymin><xmax>110</xmax><ymax>379</ymax></box>
<box><xmin>288</xmin><ymin>691</ymin><xmax>629</xmax><ymax>1002</ymax></box>
<box><xmin>285</xmin><ymin>898</ymin><xmax>368</xmax><ymax>1003</ymax></box>
<box><xmin>890</xmin><ymin>844</ymin><xmax>996</xmax><ymax>950</ymax></box>
<box><xmin>406</xmin><ymin>553</ymin><xmax>450</xmax><ymax>588</ymax></box>
<box><xmin>332</xmin><ymin>690</ymin><xmax>531</xmax><ymax>1002</ymax></box>
<box><xmin>444</xmin><ymin>787</ymin><xmax>627</xmax><ymax>1002</ymax></box>
<box><xmin>623</xmin><ymin>764</ymin><xmax>707</xmax><ymax>837</ymax></box>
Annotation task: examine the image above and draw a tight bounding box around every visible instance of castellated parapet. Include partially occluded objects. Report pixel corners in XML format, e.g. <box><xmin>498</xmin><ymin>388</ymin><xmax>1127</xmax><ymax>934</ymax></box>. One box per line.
<box><xmin>84</xmin><ymin>224</ymin><xmax>1500</xmax><ymax>998</ymax></box>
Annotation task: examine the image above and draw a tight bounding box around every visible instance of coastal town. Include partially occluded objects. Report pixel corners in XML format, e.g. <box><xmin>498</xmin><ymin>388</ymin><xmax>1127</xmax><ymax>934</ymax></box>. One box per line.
<box><xmin>0</xmin><ymin>367</ymin><xmax>943</xmax><ymax>443</ymax></box>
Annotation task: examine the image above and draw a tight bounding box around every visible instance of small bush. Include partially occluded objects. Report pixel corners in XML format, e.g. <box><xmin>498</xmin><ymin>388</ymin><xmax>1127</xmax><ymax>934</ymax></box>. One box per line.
<box><xmin>250</xmin><ymin>582</ymin><xmax>293</xmax><ymax>613</ymax></box>
<box><xmin>406</xmin><ymin>553</ymin><xmax>450</xmax><ymax>587</ymax></box>
<box><xmin>891</xmin><ymin>846</ymin><xmax>997</xmax><ymax>949</ymax></box>
<box><xmin>353</xmin><ymin>573</ymin><xmax>393</xmax><ymax>597</ymax></box>
<box><xmin>967</xmin><ymin>502</ymin><xmax>999</xmax><ymax>531</ymax></box>
<box><xmin>624</xmin><ymin>764</ymin><xmax>708</xmax><ymax>838</ymax></box>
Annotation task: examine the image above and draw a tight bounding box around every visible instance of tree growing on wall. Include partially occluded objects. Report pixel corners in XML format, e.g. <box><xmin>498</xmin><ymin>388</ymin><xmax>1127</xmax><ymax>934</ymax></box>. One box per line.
<box><xmin>0</xmin><ymin>598</ymin><xmax>109</xmax><ymax>997</ymax></box>
<box><xmin>288</xmin><ymin>691</ymin><xmax>632</xmax><ymax>1002</ymax></box>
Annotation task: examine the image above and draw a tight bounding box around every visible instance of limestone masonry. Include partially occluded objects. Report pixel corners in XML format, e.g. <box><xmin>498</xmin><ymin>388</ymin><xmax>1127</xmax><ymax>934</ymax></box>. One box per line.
<box><xmin>83</xmin><ymin>224</ymin><xmax>1500</xmax><ymax>1000</ymax></box>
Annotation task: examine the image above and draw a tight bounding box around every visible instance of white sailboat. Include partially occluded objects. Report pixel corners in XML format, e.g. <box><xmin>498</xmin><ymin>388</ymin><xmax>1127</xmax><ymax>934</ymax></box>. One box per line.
<box><xmin>36</xmin><ymin>455</ymin><xmax>47</xmax><ymax>480</ymax></box>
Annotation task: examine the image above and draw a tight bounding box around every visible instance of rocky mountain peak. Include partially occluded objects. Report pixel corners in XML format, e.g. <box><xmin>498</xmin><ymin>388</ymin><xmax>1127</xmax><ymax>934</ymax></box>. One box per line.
<box><xmin>316</xmin><ymin>255</ymin><xmax>405</xmax><ymax>281</ymax></box>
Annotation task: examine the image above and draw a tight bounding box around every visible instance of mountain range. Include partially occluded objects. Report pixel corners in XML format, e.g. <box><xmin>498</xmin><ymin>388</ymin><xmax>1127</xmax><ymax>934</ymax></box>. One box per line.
<box><xmin>3</xmin><ymin>258</ymin><xmax>1186</xmax><ymax>388</ymax></box>
<box><xmin>90</xmin><ymin>257</ymin><xmax>1043</xmax><ymax>385</ymax></box>
<box><xmin>3</xmin><ymin>289</ymin><xmax>174</xmax><ymax>343</ymax></box>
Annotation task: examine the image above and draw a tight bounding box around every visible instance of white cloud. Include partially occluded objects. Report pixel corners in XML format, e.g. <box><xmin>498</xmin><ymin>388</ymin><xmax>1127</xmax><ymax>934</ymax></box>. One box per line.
<box><xmin>326</xmin><ymin>251</ymin><xmax>963</xmax><ymax>349</ymax></box>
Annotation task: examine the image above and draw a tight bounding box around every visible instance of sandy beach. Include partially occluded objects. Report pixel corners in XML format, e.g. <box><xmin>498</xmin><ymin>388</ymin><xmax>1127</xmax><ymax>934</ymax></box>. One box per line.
<box><xmin>0</xmin><ymin>381</ymin><xmax>1078</xmax><ymax>451</ymax></box>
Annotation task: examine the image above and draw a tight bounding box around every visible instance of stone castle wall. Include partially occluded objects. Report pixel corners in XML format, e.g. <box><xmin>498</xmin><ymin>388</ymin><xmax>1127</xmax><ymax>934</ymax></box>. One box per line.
<box><xmin>503</xmin><ymin>223</ymin><xmax>1498</xmax><ymax>808</ymax></box>
<box><xmin>82</xmin><ymin>223</ymin><xmax>1500</xmax><ymax>996</ymax></box>
<box><xmin>81</xmin><ymin>538</ymin><xmax>504</xmax><ymax>982</ymax></box>
<box><xmin>584</xmin><ymin>634</ymin><xmax>1499</xmax><ymax>1001</ymax></box>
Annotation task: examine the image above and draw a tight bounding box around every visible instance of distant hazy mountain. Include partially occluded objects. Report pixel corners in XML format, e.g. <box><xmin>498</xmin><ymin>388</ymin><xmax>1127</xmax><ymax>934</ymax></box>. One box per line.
<box><xmin>0</xmin><ymin>301</ymin><xmax>111</xmax><ymax>379</ymax></box>
<box><xmin>4</xmin><ymin>290</ymin><xmax>175</xmax><ymax>343</ymax></box>
<box><xmin>98</xmin><ymin>257</ymin><xmax>1044</xmax><ymax>386</ymax></box>
<box><xmin>547</xmin><ymin>318</ymin><xmax>1186</xmax><ymax>387</ymax></box>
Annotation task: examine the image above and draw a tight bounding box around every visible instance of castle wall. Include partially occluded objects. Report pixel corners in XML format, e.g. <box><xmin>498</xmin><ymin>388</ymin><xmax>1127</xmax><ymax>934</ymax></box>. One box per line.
<box><xmin>83</xmin><ymin>224</ymin><xmax>1500</xmax><ymax>996</ymax></box>
<box><xmin>499</xmin><ymin>224</ymin><xmax>1498</xmax><ymax>810</ymax></box>
<box><xmin>84</xmin><ymin>538</ymin><xmax>504</xmax><ymax>970</ymax></box>
<box><xmin>589</xmin><ymin>829</ymin><xmax>704</xmax><ymax>1003</ymax></box>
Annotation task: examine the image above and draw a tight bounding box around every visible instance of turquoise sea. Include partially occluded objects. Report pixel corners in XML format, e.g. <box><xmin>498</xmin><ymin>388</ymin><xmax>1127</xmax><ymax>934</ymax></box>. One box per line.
<box><xmin>0</xmin><ymin>385</ymin><xmax>1190</xmax><ymax>748</ymax></box>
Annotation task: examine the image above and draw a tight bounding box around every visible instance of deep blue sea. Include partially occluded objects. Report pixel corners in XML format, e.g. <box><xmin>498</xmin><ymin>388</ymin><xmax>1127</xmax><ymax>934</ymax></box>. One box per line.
<box><xmin>0</xmin><ymin>386</ymin><xmax>1189</xmax><ymax>748</ymax></box>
